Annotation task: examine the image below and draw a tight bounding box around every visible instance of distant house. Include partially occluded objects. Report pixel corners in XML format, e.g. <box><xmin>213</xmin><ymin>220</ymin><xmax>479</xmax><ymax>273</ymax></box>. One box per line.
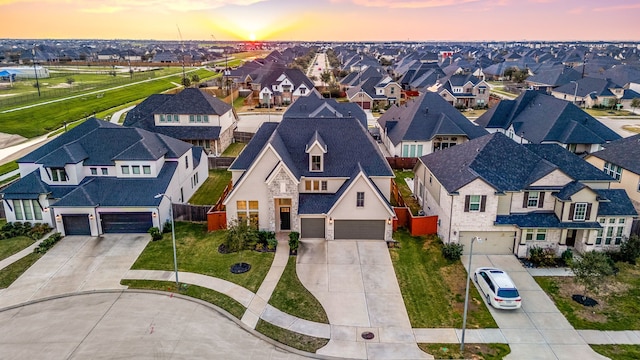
<box><xmin>524</xmin><ymin>66</ymin><xmax>582</xmax><ymax>93</ymax></box>
<box><xmin>1</xmin><ymin>118</ymin><xmax>208</xmax><ymax>236</ymax></box>
<box><xmin>429</xmin><ymin>73</ymin><xmax>490</xmax><ymax>108</ymax></box>
<box><xmin>376</xmin><ymin>92</ymin><xmax>487</xmax><ymax>157</ymax></box>
<box><xmin>123</xmin><ymin>88</ymin><xmax>238</xmax><ymax>156</ymax></box>
<box><xmin>346</xmin><ymin>76</ymin><xmax>402</xmax><ymax>110</ymax></box>
<box><xmin>283</xmin><ymin>94</ymin><xmax>369</xmax><ymax>128</ymax></box>
<box><xmin>258</xmin><ymin>68</ymin><xmax>316</xmax><ymax>106</ymax></box>
<box><xmin>586</xmin><ymin>134</ymin><xmax>640</xmax><ymax>212</ymax></box>
<box><xmin>414</xmin><ymin>132</ymin><xmax>637</xmax><ymax>257</ymax></box>
<box><xmin>476</xmin><ymin>90</ymin><xmax>621</xmax><ymax>154</ymax></box>
<box><xmin>550</xmin><ymin>77</ymin><xmax>622</xmax><ymax>108</ymax></box>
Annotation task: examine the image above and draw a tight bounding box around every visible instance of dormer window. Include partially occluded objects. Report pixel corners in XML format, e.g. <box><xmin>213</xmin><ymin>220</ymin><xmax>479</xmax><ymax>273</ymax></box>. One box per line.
<box><xmin>50</xmin><ymin>168</ymin><xmax>67</xmax><ymax>182</ymax></box>
<box><xmin>311</xmin><ymin>155</ymin><xmax>322</xmax><ymax>171</ymax></box>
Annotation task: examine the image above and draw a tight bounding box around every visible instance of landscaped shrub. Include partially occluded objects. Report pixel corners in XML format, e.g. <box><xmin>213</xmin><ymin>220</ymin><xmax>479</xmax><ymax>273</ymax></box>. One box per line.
<box><xmin>288</xmin><ymin>231</ymin><xmax>300</xmax><ymax>253</ymax></box>
<box><xmin>148</xmin><ymin>227</ymin><xmax>163</xmax><ymax>241</ymax></box>
<box><xmin>162</xmin><ymin>220</ymin><xmax>172</xmax><ymax>234</ymax></box>
<box><xmin>441</xmin><ymin>242</ymin><xmax>464</xmax><ymax>261</ymax></box>
<box><xmin>33</xmin><ymin>232</ymin><xmax>63</xmax><ymax>254</ymax></box>
<box><xmin>620</xmin><ymin>235</ymin><xmax>640</xmax><ymax>265</ymax></box>
<box><xmin>561</xmin><ymin>248</ymin><xmax>574</xmax><ymax>265</ymax></box>
<box><xmin>267</xmin><ymin>237</ymin><xmax>278</xmax><ymax>251</ymax></box>
<box><xmin>225</xmin><ymin>220</ymin><xmax>258</xmax><ymax>253</ymax></box>
<box><xmin>0</xmin><ymin>222</ymin><xmax>51</xmax><ymax>240</ymax></box>
<box><xmin>257</xmin><ymin>230</ymin><xmax>275</xmax><ymax>246</ymax></box>
<box><xmin>528</xmin><ymin>246</ymin><xmax>557</xmax><ymax>267</ymax></box>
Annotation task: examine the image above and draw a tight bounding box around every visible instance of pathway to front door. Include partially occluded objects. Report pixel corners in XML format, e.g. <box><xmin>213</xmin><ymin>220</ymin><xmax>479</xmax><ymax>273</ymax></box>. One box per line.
<box><xmin>297</xmin><ymin>240</ymin><xmax>431</xmax><ymax>360</ymax></box>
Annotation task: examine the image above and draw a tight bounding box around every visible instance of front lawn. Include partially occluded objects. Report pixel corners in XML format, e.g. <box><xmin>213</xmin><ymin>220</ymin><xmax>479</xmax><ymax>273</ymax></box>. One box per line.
<box><xmin>0</xmin><ymin>253</ymin><xmax>42</xmax><ymax>289</ymax></box>
<box><xmin>419</xmin><ymin>343</ymin><xmax>510</xmax><ymax>360</ymax></box>
<box><xmin>121</xmin><ymin>279</ymin><xmax>245</xmax><ymax>319</ymax></box>
<box><xmin>391</xmin><ymin>230</ymin><xmax>497</xmax><ymax>328</ymax></box>
<box><xmin>393</xmin><ymin>170</ymin><xmax>422</xmax><ymax>215</ymax></box>
<box><xmin>536</xmin><ymin>262</ymin><xmax>640</xmax><ymax>330</ymax></box>
<box><xmin>268</xmin><ymin>256</ymin><xmax>329</xmax><ymax>323</ymax></box>
<box><xmin>130</xmin><ymin>222</ymin><xmax>274</xmax><ymax>293</ymax></box>
<box><xmin>0</xmin><ymin>161</ymin><xmax>18</xmax><ymax>176</ymax></box>
<box><xmin>591</xmin><ymin>345</ymin><xmax>640</xmax><ymax>359</ymax></box>
<box><xmin>188</xmin><ymin>169</ymin><xmax>232</xmax><ymax>206</ymax></box>
<box><xmin>255</xmin><ymin>319</ymin><xmax>329</xmax><ymax>353</ymax></box>
<box><xmin>584</xmin><ymin>108</ymin><xmax>637</xmax><ymax>117</ymax></box>
<box><xmin>0</xmin><ymin>236</ymin><xmax>34</xmax><ymax>261</ymax></box>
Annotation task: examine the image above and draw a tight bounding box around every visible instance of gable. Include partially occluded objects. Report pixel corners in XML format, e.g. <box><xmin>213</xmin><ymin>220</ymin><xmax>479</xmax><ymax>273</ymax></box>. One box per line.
<box><xmin>328</xmin><ymin>174</ymin><xmax>394</xmax><ymax>219</ymax></box>
<box><xmin>529</xmin><ymin>169</ymin><xmax>573</xmax><ymax>188</ymax></box>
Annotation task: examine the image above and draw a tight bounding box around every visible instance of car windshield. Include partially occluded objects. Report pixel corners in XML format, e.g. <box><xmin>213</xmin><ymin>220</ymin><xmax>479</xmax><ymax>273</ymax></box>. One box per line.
<box><xmin>497</xmin><ymin>289</ymin><xmax>520</xmax><ymax>298</ymax></box>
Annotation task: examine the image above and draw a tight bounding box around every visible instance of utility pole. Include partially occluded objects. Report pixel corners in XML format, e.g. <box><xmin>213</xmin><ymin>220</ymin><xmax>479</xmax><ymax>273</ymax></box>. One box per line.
<box><xmin>32</xmin><ymin>47</ymin><xmax>41</xmax><ymax>97</ymax></box>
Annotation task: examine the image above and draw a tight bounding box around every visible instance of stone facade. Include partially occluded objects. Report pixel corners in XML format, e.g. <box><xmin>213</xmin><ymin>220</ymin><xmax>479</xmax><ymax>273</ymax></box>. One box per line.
<box><xmin>266</xmin><ymin>168</ymin><xmax>300</xmax><ymax>232</ymax></box>
<box><xmin>218</xmin><ymin>124</ymin><xmax>235</xmax><ymax>155</ymax></box>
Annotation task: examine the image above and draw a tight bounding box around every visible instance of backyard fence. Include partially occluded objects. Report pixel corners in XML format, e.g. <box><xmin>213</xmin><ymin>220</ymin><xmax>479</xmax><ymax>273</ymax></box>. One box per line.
<box><xmin>386</xmin><ymin>157</ymin><xmax>417</xmax><ymax>170</ymax></box>
<box><xmin>208</xmin><ymin>157</ymin><xmax>235</xmax><ymax>169</ymax></box>
<box><xmin>172</xmin><ymin>203</ymin><xmax>211</xmax><ymax>222</ymax></box>
<box><xmin>390</xmin><ymin>179</ymin><xmax>407</xmax><ymax>208</ymax></box>
<box><xmin>234</xmin><ymin>131</ymin><xmax>254</xmax><ymax>143</ymax></box>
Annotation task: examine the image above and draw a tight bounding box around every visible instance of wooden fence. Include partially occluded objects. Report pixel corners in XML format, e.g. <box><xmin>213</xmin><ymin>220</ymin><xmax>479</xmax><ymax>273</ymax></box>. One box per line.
<box><xmin>632</xmin><ymin>219</ymin><xmax>640</xmax><ymax>237</ymax></box>
<box><xmin>386</xmin><ymin>157</ymin><xmax>417</xmax><ymax>170</ymax></box>
<box><xmin>172</xmin><ymin>203</ymin><xmax>211</xmax><ymax>222</ymax></box>
<box><xmin>208</xmin><ymin>157</ymin><xmax>235</xmax><ymax>169</ymax></box>
<box><xmin>390</xmin><ymin>179</ymin><xmax>406</xmax><ymax>208</ymax></box>
<box><xmin>393</xmin><ymin>207</ymin><xmax>438</xmax><ymax>236</ymax></box>
<box><xmin>234</xmin><ymin>131</ymin><xmax>254</xmax><ymax>143</ymax></box>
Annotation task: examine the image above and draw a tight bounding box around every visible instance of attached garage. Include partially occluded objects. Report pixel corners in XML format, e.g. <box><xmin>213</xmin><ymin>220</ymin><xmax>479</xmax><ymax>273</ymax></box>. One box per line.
<box><xmin>62</xmin><ymin>214</ymin><xmax>91</xmax><ymax>235</ymax></box>
<box><xmin>334</xmin><ymin>220</ymin><xmax>385</xmax><ymax>240</ymax></box>
<box><xmin>100</xmin><ymin>212</ymin><xmax>153</xmax><ymax>233</ymax></box>
<box><xmin>459</xmin><ymin>231</ymin><xmax>516</xmax><ymax>255</ymax></box>
<box><xmin>301</xmin><ymin>218</ymin><xmax>325</xmax><ymax>239</ymax></box>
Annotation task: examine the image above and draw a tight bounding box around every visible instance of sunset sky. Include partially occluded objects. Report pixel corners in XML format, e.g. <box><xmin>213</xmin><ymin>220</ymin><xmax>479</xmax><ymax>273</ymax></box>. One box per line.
<box><xmin>1</xmin><ymin>0</ymin><xmax>639</xmax><ymax>42</ymax></box>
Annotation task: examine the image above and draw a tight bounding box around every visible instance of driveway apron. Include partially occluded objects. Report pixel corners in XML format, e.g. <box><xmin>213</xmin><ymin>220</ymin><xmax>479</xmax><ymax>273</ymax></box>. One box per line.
<box><xmin>297</xmin><ymin>240</ymin><xmax>431</xmax><ymax>360</ymax></box>
<box><xmin>462</xmin><ymin>254</ymin><xmax>608</xmax><ymax>360</ymax></box>
<box><xmin>0</xmin><ymin>234</ymin><xmax>150</xmax><ymax>309</ymax></box>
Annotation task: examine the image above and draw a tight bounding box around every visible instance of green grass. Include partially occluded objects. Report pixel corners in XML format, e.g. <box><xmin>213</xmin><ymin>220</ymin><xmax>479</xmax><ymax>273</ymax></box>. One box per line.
<box><xmin>130</xmin><ymin>222</ymin><xmax>274</xmax><ymax>293</ymax></box>
<box><xmin>188</xmin><ymin>170</ymin><xmax>232</xmax><ymax>206</ymax></box>
<box><xmin>393</xmin><ymin>170</ymin><xmax>422</xmax><ymax>215</ymax></box>
<box><xmin>536</xmin><ymin>262</ymin><xmax>640</xmax><ymax>330</ymax></box>
<box><xmin>0</xmin><ymin>161</ymin><xmax>18</xmax><ymax>176</ymax></box>
<box><xmin>391</xmin><ymin>230</ymin><xmax>497</xmax><ymax>328</ymax></box>
<box><xmin>269</xmin><ymin>256</ymin><xmax>329</xmax><ymax>323</ymax></box>
<box><xmin>255</xmin><ymin>319</ymin><xmax>329</xmax><ymax>353</ymax></box>
<box><xmin>0</xmin><ymin>253</ymin><xmax>42</xmax><ymax>289</ymax></box>
<box><xmin>121</xmin><ymin>279</ymin><xmax>245</xmax><ymax>319</ymax></box>
<box><xmin>232</xmin><ymin>96</ymin><xmax>246</xmax><ymax>109</ymax></box>
<box><xmin>591</xmin><ymin>345</ymin><xmax>640</xmax><ymax>359</ymax></box>
<box><xmin>221</xmin><ymin>142</ymin><xmax>246</xmax><ymax>157</ymax></box>
<box><xmin>0</xmin><ymin>69</ymin><xmax>214</xmax><ymax>138</ymax></box>
<box><xmin>584</xmin><ymin>109</ymin><xmax>637</xmax><ymax>117</ymax></box>
<box><xmin>419</xmin><ymin>343</ymin><xmax>510</xmax><ymax>360</ymax></box>
<box><xmin>0</xmin><ymin>236</ymin><xmax>35</xmax><ymax>261</ymax></box>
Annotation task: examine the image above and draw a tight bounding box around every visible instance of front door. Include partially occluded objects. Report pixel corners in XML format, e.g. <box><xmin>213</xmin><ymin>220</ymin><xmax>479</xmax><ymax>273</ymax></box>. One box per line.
<box><xmin>566</xmin><ymin>229</ymin><xmax>576</xmax><ymax>247</ymax></box>
<box><xmin>280</xmin><ymin>207</ymin><xmax>291</xmax><ymax>231</ymax></box>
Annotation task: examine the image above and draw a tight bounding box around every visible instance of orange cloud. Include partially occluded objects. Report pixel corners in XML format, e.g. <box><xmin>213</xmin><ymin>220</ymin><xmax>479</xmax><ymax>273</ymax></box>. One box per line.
<box><xmin>0</xmin><ymin>0</ymin><xmax>266</xmax><ymax>12</ymax></box>
<box><xmin>329</xmin><ymin>0</ymin><xmax>479</xmax><ymax>9</ymax></box>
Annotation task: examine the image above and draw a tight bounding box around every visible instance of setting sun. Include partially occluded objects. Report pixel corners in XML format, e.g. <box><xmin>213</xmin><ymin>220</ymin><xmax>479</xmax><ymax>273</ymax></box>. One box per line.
<box><xmin>249</xmin><ymin>33</ymin><xmax>256</xmax><ymax>41</ymax></box>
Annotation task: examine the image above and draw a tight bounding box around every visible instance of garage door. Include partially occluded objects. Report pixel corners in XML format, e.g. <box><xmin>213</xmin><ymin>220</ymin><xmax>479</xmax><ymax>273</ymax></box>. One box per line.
<box><xmin>101</xmin><ymin>212</ymin><xmax>153</xmax><ymax>233</ymax></box>
<box><xmin>459</xmin><ymin>231</ymin><xmax>515</xmax><ymax>255</ymax></box>
<box><xmin>334</xmin><ymin>220</ymin><xmax>385</xmax><ymax>240</ymax></box>
<box><xmin>361</xmin><ymin>102</ymin><xmax>371</xmax><ymax>110</ymax></box>
<box><xmin>301</xmin><ymin>218</ymin><xmax>325</xmax><ymax>239</ymax></box>
<box><xmin>62</xmin><ymin>214</ymin><xmax>91</xmax><ymax>235</ymax></box>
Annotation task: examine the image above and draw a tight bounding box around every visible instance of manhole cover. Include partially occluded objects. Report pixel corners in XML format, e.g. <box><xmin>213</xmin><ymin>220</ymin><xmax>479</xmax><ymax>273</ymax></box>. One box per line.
<box><xmin>361</xmin><ymin>331</ymin><xmax>375</xmax><ymax>340</ymax></box>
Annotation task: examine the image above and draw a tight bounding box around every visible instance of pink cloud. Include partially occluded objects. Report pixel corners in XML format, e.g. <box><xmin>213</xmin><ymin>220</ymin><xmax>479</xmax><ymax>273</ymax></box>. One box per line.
<box><xmin>329</xmin><ymin>0</ymin><xmax>479</xmax><ymax>9</ymax></box>
<box><xmin>593</xmin><ymin>3</ymin><xmax>640</xmax><ymax>12</ymax></box>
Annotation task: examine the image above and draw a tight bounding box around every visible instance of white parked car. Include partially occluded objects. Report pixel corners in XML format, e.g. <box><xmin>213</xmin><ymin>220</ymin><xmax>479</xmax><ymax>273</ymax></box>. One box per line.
<box><xmin>474</xmin><ymin>267</ymin><xmax>522</xmax><ymax>310</ymax></box>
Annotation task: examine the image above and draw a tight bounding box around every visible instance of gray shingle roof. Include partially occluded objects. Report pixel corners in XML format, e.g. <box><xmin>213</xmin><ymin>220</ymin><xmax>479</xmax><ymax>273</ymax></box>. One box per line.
<box><xmin>283</xmin><ymin>96</ymin><xmax>368</xmax><ymax>128</ymax></box>
<box><xmin>524</xmin><ymin>144</ymin><xmax>614</xmax><ymax>182</ymax></box>
<box><xmin>595</xmin><ymin>189</ymin><xmax>638</xmax><ymax>217</ymax></box>
<box><xmin>590</xmin><ymin>134</ymin><xmax>640</xmax><ymax>174</ymax></box>
<box><xmin>378</xmin><ymin>92</ymin><xmax>487</xmax><ymax>146</ymax></box>
<box><xmin>495</xmin><ymin>213</ymin><xmax>602</xmax><ymax>229</ymax></box>
<box><xmin>555</xmin><ymin>181</ymin><xmax>588</xmax><ymax>201</ymax></box>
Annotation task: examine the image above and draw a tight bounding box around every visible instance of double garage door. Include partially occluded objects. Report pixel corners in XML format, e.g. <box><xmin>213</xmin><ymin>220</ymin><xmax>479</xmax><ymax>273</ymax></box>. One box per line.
<box><xmin>61</xmin><ymin>212</ymin><xmax>153</xmax><ymax>235</ymax></box>
<box><xmin>459</xmin><ymin>231</ymin><xmax>515</xmax><ymax>255</ymax></box>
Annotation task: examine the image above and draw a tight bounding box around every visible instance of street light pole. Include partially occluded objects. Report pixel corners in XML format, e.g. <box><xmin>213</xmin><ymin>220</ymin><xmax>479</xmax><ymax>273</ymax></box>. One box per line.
<box><xmin>461</xmin><ymin>236</ymin><xmax>481</xmax><ymax>352</ymax></box>
<box><xmin>155</xmin><ymin>193</ymin><xmax>179</xmax><ymax>289</ymax></box>
<box><xmin>32</xmin><ymin>47</ymin><xmax>41</xmax><ymax>97</ymax></box>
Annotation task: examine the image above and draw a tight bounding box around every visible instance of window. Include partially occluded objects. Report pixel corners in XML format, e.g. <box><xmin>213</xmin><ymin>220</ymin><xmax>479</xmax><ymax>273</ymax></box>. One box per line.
<box><xmin>50</xmin><ymin>168</ymin><xmax>67</xmax><ymax>182</ymax></box>
<box><xmin>300</xmin><ymin>88</ymin><xmax>306</xmax><ymax>95</ymax></box>
<box><xmin>305</xmin><ymin>181</ymin><xmax>311</xmax><ymax>191</ymax></box>
<box><xmin>132</xmin><ymin>166</ymin><xmax>140</xmax><ymax>175</ymax></box>
<box><xmin>524</xmin><ymin>229</ymin><xmax>547</xmax><ymax>241</ymax></box>
<box><xmin>469</xmin><ymin>195</ymin><xmax>481</xmax><ymax>211</ymax></box>
<box><xmin>121</xmin><ymin>166</ymin><xmax>130</xmax><ymax>175</ymax></box>
<box><xmin>101</xmin><ymin>168</ymin><xmax>108</xmax><ymax>175</ymax></box>
<box><xmin>390</xmin><ymin>87</ymin><xmax>395</xmax><ymax>94</ymax></box>
<box><xmin>536</xmin><ymin>229</ymin><xmax>547</xmax><ymax>241</ymax></box>
<box><xmin>321</xmin><ymin>181</ymin><xmax>327</xmax><ymax>191</ymax></box>
<box><xmin>527</xmin><ymin>191</ymin><xmax>539</xmax><ymax>207</ymax></box>
<box><xmin>237</xmin><ymin>200</ymin><xmax>259</xmax><ymax>228</ymax></box>
<box><xmin>173</xmin><ymin>114</ymin><xmax>179</xmax><ymax>122</ymax></box>
<box><xmin>615</xmin><ymin>226</ymin><xmax>624</xmax><ymax>245</ymax></box>
<box><xmin>160</xmin><ymin>114</ymin><xmax>166</xmax><ymax>122</ymax></box>
<box><xmin>305</xmin><ymin>180</ymin><xmax>327</xmax><ymax>192</ymax></box>
<box><xmin>603</xmin><ymin>162</ymin><xmax>622</xmax><ymax>181</ymax></box>
<box><xmin>356</xmin><ymin>192</ymin><xmax>365</xmax><ymax>207</ymax></box>
<box><xmin>203</xmin><ymin>115</ymin><xmax>209</xmax><ymax>123</ymax></box>
<box><xmin>189</xmin><ymin>115</ymin><xmax>195</xmax><ymax>123</ymax></box>
<box><xmin>185</xmin><ymin>156</ymin><xmax>189</xmax><ymax>169</ymax></box>
<box><xmin>573</xmin><ymin>203</ymin><xmax>587</xmax><ymax>221</ymax></box>
<box><xmin>90</xmin><ymin>168</ymin><xmax>97</xmax><ymax>175</ymax></box>
<box><xmin>12</xmin><ymin>200</ymin><xmax>42</xmax><ymax>221</ymax></box>
<box><xmin>311</xmin><ymin>155</ymin><xmax>322</xmax><ymax>171</ymax></box>
<box><xmin>143</xmin><ymin>166</ymin><xmax>151</xmax><ymax>174</ymax></box>
<box><xmin>605</xmin><ymin>227</ymin><xmax>614</xmax><ymax>245</ymax></box>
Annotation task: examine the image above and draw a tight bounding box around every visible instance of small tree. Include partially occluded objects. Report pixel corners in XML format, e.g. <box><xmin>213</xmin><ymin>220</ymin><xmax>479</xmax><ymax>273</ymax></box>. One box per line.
<box><xmin>620</xmin><ymin>234</ymin><xmax>640</xmax><ymax>264</ymax></box>
<box><xmin>225</xmin><ymin>219</ymin><xmax>257</xmax><ymax>253</ymax></box>
<box><xmin>66</xmin><ymin>77</ymin><xmax>75</xmax><ymax>88</ymax></box>
<box><xmin>190</xmin><ymin>74</ymin><xmax>200</xmax><ymax>86</ymax></box>
<box><xmin>631</xmin><ymin>98</ymin><xmax>640</xmax><ymax>113</ymax></box>
<box><xmin>320</xmin><ymin>70</ymin><xmax>332</xmax><ymax>87</ymax></box>
<box><xmin>181</xmin><ymin>76</ymin><xmax>191</xmax><ymax>87</ymax></box>
<box><xmin>570</xmin><ymin>250</ymin><xmax>615</xmax><ymax>300</ymax></box>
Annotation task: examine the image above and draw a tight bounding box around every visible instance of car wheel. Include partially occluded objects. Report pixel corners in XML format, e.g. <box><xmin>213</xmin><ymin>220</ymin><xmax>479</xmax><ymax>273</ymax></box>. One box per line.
<box><xmin>486</xmin><ymin>293</ymin><xmax>491</xmax><ymax>305</ymax></box>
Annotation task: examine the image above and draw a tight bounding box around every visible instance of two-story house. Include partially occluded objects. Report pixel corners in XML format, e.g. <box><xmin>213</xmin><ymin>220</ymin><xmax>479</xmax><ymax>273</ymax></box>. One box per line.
<box><xmin>346</xmin><ymin>76</ymin><xmax>402</xmax><ymax>110</ymax></box>
<box><xmin>414</xmin><ymin>132</ymin><xmax>637</xmax><ymax>257</ymax></box>
<box><xmin>376</xmin><ymin>91</ymin><xmax>488</xmax><ymax>157</ymax></box>
<box><xmin>223</xmin><ymin>117</ymin><xmax>395</xmax><ymax>241</ymax></box>
<box><xmin>123</xmin><ymin>88</ymin><xmax>237</xmax><ymax>156</ymax></box>
<box><xmin>1</xmin><ymin>118</ymin><xmax>208</xmax><ymax>236</ymax></box>
<box><xmin>475</xmin><ymin>90</ymin><xmax>621</xmax><ymax>154</ymax></box>
<box><xmin>586</xmin><ymin>134</ymin><xmax>640</xmax><ymax>213</ymax></box>
<box><xmin>429</xmin><ymin>73</ymin><xmax>490</xmax><ymax>108</ymax></box>
<box><xmin>257</xmin><ymin>68</ymin><xmax>316</xmax><ymax>107</ymax></box>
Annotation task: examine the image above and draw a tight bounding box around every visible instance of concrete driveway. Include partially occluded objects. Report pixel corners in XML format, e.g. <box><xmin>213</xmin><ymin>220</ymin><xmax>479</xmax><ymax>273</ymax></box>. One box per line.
<box><xmin>297</xmin><ymin>240</ymin><xmax>430</xmax><ymax>360</ymax></box>
<box><xmin>0</xmin><ymin>234</ymin><xmax>150</xmax><ymax>309</ymax></box>
<box><xmin>463</xmin><ymin>254</ymin><xmax>607</xmax><ymax>360</ymax></box>
<box><xmin>0</xmin><ymin>291</ymin><xmax>310</xmax><ymax>359</ymax></box>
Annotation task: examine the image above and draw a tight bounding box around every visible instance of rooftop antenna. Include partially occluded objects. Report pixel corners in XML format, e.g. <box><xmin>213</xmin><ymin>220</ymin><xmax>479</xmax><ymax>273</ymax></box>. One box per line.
<box><xmin>177</xmin><ymin>24</ymin><xmax>186</xmax><ymax>87</ymax></box>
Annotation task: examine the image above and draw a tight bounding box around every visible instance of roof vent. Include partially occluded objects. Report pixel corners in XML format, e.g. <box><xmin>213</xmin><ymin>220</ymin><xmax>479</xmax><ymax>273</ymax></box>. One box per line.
<box><xmin>425</xmin><ymin>107</ymin><xmax>429</xmax><ymax>114</ymax></box>
<box><xmin>348</xmin><ymin>111</ymin><xmax>352</xmax><ymax>117</ymax></box>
